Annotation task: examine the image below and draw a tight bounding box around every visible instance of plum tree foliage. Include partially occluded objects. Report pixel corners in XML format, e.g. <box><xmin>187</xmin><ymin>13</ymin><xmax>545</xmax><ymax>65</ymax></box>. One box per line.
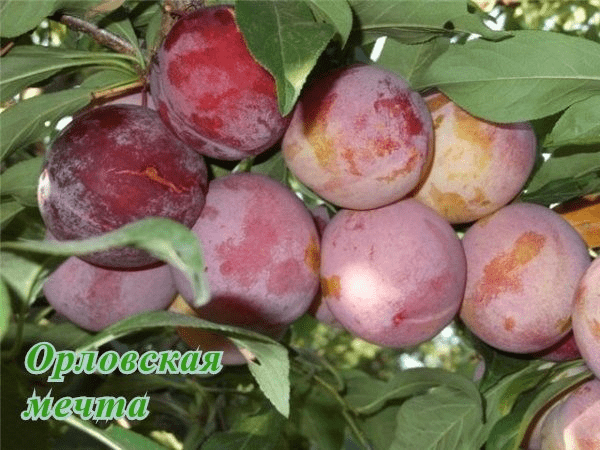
<box><xmin>1</xmin><ymin>1</ymin><xmax>599</xmax><ymax>449</ymax></box>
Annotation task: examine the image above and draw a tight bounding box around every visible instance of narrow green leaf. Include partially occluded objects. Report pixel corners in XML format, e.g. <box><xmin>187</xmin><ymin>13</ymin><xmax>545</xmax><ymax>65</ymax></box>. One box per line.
<box><xmin>64</xmin><ymin>418</ymin><xmax>166</xmax><ymax>450</ymax></box>
<box><xmin>230</xmin><ymin>336</ymin><xmax>291</xmax><ymax>418</ymax></box>
<box><xmin>392</xmin><ymin>386</ymin><xmax>484</xmax><ymax>450</ymax></box>
<box><xmin>524</xmin><ymin>150</ymin><xmax>600</xmax><ymax>195</ymax></box>
<box><xmin>0</xmin><ymin>46</ymin><xmax>138</xmax><ymax>103</ymax></box>
<box><xmin>349</xmin><ymin>0</ymin><xmax>509</xmax><ymax>44</ymax></box>
<box><xmin>0</xmin><ymin>201</ymin><xmax>26</xmax><ymax>228</ymax></box>
<box><xmin>0</xmin><ymin>278</ymin><xmax>11</xmax><ymax>341</ymax></box>
<box><xmin>235</xmin><ymin>0</ymin><xmax>335</xmax><ymax>116</ymax></box>
<box><xmin>0</xmin><ymin>157</ymin><xmax>44</xmax><ymax>207</ymax></box>
<box><xmin>520</xmin><ymin>170</ymin><xmax>600</xmax><ymax>206</ymax></box>
<box><xmin>376</xmin><ymin>37</ymin><xmax>450</xmax><ymax>88</ymax></box>
<box><xmin>418</xmin><ymin>30</ymin><xmax>600</xmax><ymax>122</ymax></box>
<box><xmin>545</xmin><ymin>95</ymin><xmax>600</xmax><ymax>147</ymax></box>
<box><xmin>307</xmin><ymin>0</ymin><xmax>353</xmax><ymax>47</ymax></box>
<box><xmin>485</xmin><ymin>363</ymin><xmax>592</xmax><ymax>450</ymax></box>
<box><xmin>0</xmin><ymin>0</ymin><xmax>57</xmax><ymax>38</ymax></box>
<box><xmin>102</xmin><ymin>12</ymin><xmax>145</xmax><ymax>67</ymax></box>
<box><xmin>1</xmin><ymin>217</ymin><xmax>210</xmax><ymax>307</ymax></box>
<box><xmin>347</xmin><ymin>368</ymin><xmax>480</xmax><ymax>415</ymax></box>
<box><xmin>0</xmin><ymin>89</ymin><xmax>89</xmax><ymax>161</ymax></box>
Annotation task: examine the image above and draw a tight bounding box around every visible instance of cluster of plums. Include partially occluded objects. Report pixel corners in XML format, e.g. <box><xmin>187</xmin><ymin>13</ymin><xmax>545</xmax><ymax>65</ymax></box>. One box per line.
<box><xmin>39</xmin><ymin>3</ymin><xmax>599</xmax><ymax>412</ymax></box>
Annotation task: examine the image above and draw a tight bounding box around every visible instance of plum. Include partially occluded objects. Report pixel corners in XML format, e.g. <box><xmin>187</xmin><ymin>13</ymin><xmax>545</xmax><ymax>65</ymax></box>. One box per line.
<box><xmin>37</xmin><ymin>104</ymin><xmax>208</xmax><ymax>269</ymax></box>
<box><xmin>282</xmin><ymin>64</ymin><xmax>433</xmax><ymax>210</ymax></box>
<box><xmin>534</xmin><ymin>331</ymin><xmax>582</xmax><ymax>362</ymax></box>
<box><xmin>539</xmin><ymin>378</ymin><xmax>600</xmax><ymax>450</ymax></box>
<box><xmin>150</xmin><ymin>6</ymin><xmax>289</xmax><ymax>160</ymax></box>
<box><xmin>460</xmin><ymin>202</ymin><xmax>591</xmax><ymax>354</ymax></box>
<box><xmin>320</xmin><ymin>199</ymin><xmax>466</xmax><ymax>348</ymax></box>
<box><xmin>412</xmin><ymin>92</ymin><xmax>537</xmax><ymax>224</ymax></box>
<box><xmin>43</xmin><ymin>234</ymin><xmax>176</xmax><ymax>332</ymax></box>
<box><xmin>168</xmin><ymin>296</ymin><xmax>273</xmax><ymax>366</ymax></box>
<box><xmin>572</xmin><ymin>256</ymin><xmax>600</xmax><ymax>379</ymax></box>
<box><xmin>171</xmin><ymin>173</ymin><xmax>320</xmax><ymax>335</ymax></box>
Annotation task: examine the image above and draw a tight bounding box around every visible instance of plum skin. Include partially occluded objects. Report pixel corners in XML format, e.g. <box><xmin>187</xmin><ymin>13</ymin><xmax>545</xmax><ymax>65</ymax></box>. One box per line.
<box><xmin>150</xmin><ymin>5</ymin><xmax>289</xmax><ymax>160</ymax></box>
<box><xmin>320</xmin><ymin>199</ymin><xmax>467</xmax><ymax>348</ymax></box>
<box><xmin>572</xmin><ymin>256</ymin><xmax>600</xmax><ymax>379</ymax></box>
<box><xmin>282</xmin><ymin>64</ymin><xmax>433</xmax><ymax>210</ymax></box>
<box><xmin>460</xmin><ymin>202</ymin><xmax>591</xmax><ymax>354</ymax></box>
<box><xmin>44</xmin><ymin>251</ymin><xmax>177</xmax><ymax>332</ymax></box>
<box><xmin>538</xmin><ymin>379</ymin><xmax>600</xmax><ymax>450</ymax></box>
<box><xmin>38</xmin><ymin>104</ymin><xmax>208</xmax><ymax>269</ymax></box>
<box><xmin>171</xmin><ymin>173</ymin><xmax>320</xmax><ymax>335</ymax></box>
<box><xmin>413</xmin><ymin>92</ymin><xmax>537</xmax><ymax>224</ymax></box>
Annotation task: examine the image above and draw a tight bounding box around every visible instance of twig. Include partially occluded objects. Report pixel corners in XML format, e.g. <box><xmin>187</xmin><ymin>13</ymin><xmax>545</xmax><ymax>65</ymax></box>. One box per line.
<box><xmin>57</xmin><ymin>14</ymin><xmax>138</xmax><ymax>58</ymax></box>
<box><xmin>1</xmin><ymin>41</ymin><xmax>15</xmax><ymax>56</ymax></box>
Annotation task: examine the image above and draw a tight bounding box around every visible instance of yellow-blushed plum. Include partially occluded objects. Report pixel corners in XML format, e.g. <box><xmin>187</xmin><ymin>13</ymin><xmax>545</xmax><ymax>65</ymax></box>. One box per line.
<box><xmin>413</xmin><ymin>92</ymin><xmax>537</xmax><ymax>224</ymax></box>
<box><xmin>282</xmin><ymin>64</ymin><xmax>433</xmax><ymax>210</ymax></box>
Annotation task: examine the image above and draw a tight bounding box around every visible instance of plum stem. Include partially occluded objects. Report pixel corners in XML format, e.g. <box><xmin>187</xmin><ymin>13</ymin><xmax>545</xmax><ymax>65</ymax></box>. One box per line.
<box><xmin>57</xmin><ymin>14</ymin><xmax>140</xmax><ymax>61</ymax></box>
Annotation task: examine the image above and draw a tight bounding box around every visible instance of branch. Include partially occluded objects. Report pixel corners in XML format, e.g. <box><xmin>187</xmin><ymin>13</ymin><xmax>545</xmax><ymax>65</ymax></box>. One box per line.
<box><xmin>57</xmin><ymin>14</ymin><xmax>137</xmax><ymax>58</ymax></box>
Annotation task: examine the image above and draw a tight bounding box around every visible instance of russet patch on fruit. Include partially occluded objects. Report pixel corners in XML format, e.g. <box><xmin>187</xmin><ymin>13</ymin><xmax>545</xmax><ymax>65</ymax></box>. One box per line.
<box><xmin>460</xmin><ymin>202</ymin><xmax>591</xmax><ymax>354</ymax></box>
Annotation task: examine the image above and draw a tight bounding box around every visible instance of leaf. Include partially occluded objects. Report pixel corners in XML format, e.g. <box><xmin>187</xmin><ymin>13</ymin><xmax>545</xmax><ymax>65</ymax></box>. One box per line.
<box><xmin>0</xmin><ymin>157</ymin><xmax>44</xmax><ymax>207</ymax></box>
<box><xmin>65</xmin><ymin>418</ymin><xmax>167</xmax><ymax>450</ymax></box>
<box><xmin>418</xmin><ymin>30</ymin><xmax>600</xmax><ymax>122</ymax></box>
<box><xmin>0</xmin><ymin>0</ymin><xmax>58</xmax><ymax>38</ymax></box>
<box><xmin>392</xmin><ymin>385</ymin><xmax>485</xmax><ymax>450</ymax></box>
<box><xmin>230</xmin><ymin>336</ymin><xmax>291</xmax><ymax>418</ymax></box>
<box><xmin>0</xmin><ymin>201</ymin><xmax>26</xmax><ymax>228</ymax></box>
<box><xmin>348</xmin><ymin>367</ymin><xmax>480</xmax><ymax>415</ymax></box>
<box><xmin>0</xmin><ymin>46</ymin><xmax>138</xmax><ymax>103</ymax></box>
<box><xmin>101</xmin><ymin>11</ymin><xmax>145</xmax><ymax>67</ymax></box>
<box><xmin>3</xmin><ymin>322</ymin><xmax>93</xmax><ymax>351</ymax></box>
<box><xmin>0</xmin><ymin>278</ymin><xmax>11</xmax><ymax>341</ymax></box>
<box><xmin>291</xmin><ymin>384</ymin><xmax>346</xmax><ymax>450</ymax></box>
<box><xmin>307</xmin><ymin>0</ymin><xmax>353</xmax><ymax>47</ymax></box>
<box><xmin>375</xmin><ymin>37</ymin><xmax>449</xmax><ymax>88</ymax></box>
<box><xmin>360</xmin><ymin>404</ymin><xmax>402</xmax><ymax>450</ymax></box>
<box><xmin>235</xmin><ymin>0</ymin><xmax>335</xmax><ymax>116</ymax></box>
<box><xmin>523</xmin><ymin>149</ymin><xmax>600</xmax><ymax>197</ymax></box>
<box><xmin>349</xmin><ymin>0</ymin><xmax>509</xmax><ymax>44</ymax></box>
<box><xmin>1</xmin><ymin>217</ymin><xmax>210</xmax><ymax>307</ymax></box>
<box><xmin>250</xmin><ymin>151</ymin><xmax>288</xmax><ymax>184</ymax></box>
<box><xmin>485</xmin><ymin>363</ymin><xmax>592</xmax><ymax>450</ymax></box>
<box><xmin>520</xmin><ymin>172</ymin><xmax>600</xmax><ymax>206</ymax></box>
<box><xmin>545</xmin><ymin>95</ymin><xmax>600</xmax><ymax>147</ymax></box>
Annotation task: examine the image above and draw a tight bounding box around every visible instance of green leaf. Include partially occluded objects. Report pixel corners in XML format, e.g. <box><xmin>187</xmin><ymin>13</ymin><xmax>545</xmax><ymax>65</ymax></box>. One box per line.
<box><xmin>230</xmin><ymin>336</ymin><xmax>291</xmax><ymax>418</ymax></box>
<box><xmin>545</xmin><ymin>95</ymin><xmax>600</xmax><ymax>147</ymax></box>
<box><xmin>1</xmin><ymin>217</ymin><xmax>210</xmax><ymax>307</ymax></box>
<box><xmin>307</xmin><ymin>0</ymin><xmax>353</xmax><ymax>47</ymax></box>
<box><xmin>202</xmin><ymin>409</ymin><xmax>285</xmax><ymax>450</ymax></box>
<box><xmin>418</xmin><ymin>30</ymin><xmax>600</xmax><ymax>122</ymax></box>
<box><xmin>0</xmin><ymin>201</ymin><xmax>26</xmax><ymax>228</ymax></box>
<box><xmin>291</xmin><ymin>383</ymin><xmax>346</xmax><ymax>450</ymax></box>
<box><xmin>235</xmin><ymin>0</ymin><xmax>335</xmax><ymax>116</ymax></box>
<box><xmin>392</xmin><ymin>386</ymin><xmax>485</xmax><ymax>450</ymax></box>
<box><xmin>523</xmin><ymin>149</ymin><xmax>600</xmax><ymax>200</ymax></box>
<box><xmin>375</xmin><ymin>37</ymin><xmax>450</xmax><ymax>88</ymax></box>
<box><xmin>349</xmin><ymin>0</ymin><xmax>509</xmax><ymax>44</ymax></box>
<box><xmin>65</xmin><ymin>418</ymin><xmax>167</xmax><ymax>450</ymax></box>
<box><xmin>485</xmin><ymin>362</ymin><xmax>592</xmax><ymax>450</ymax></box>
<box><xmin>250</xmin><ymin>152</ymin><xmax>288</xmax><ymax>184</ymax></box>
<box><xmin>360</xmin><ymin>404</ymin><xmax>402</xmax><ymax>450</ymax></box>
<box><xmin>102</xmin><ymin>11</ymin><xmax>145</xmax><ymax>67</ymax></box>
<box><xmin>0</xmin><ymin>157</ymin><xmax>44</xmax><ymax>207</ymax></box>
<box><xmin>0</xmin><ymin>0</ymin><xmax>58</xmax><ymax>38</ymax></box>
<box><xmin>3</xmin><ymin>322</ymin><xmax>93</xmax><ymax>351</ymax></box>
<box><xmin>0</xmin><ymin>278</ymin><xmax>11</xmax><ymax>341</ymax></box>
<box><xmin>0</xmin><ymin>89</ymin><xmax>89</xmax><ymax>161</ymax></box>
<box><xmin>348</xmin><ymin>368</ymin><xmax>480</xmax><ymax>415</ymax></box>
<box><xmin>144</xmin><ymin>4</ymin><xmax>163</xmax><ymax>54</ymax></box>
<box><xmin>0</xmin><ymin>250</ymin><xmax>60</xmax><ymax>306</ymax></box>
<box><xmin>0</xmin><ymin>46</ymin><xmax>138</xmax><ymax>103</ymax></box>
